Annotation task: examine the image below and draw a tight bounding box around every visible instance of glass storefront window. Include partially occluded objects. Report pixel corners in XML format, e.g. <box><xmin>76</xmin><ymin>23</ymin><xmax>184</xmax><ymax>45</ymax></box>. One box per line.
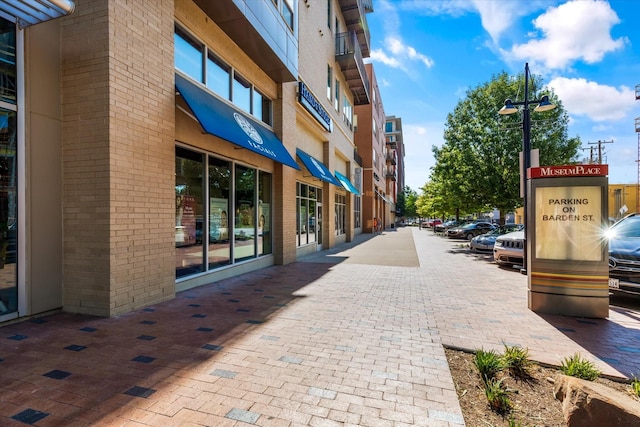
<box><xmin>174</xmin><ymin>28</ymin><xmax>203</xmax><ymax>83</ymax></box>
<box><xmin>232</xmin><ymin>73</ymin><xmax>251</xmax><ymax>114</ymax></box>
<box><xmin>296</xmin><ymin>183</ymin><xmax>322</xmax><ymax>247</ymax></box>
<box><xmin>175</xmin><ymin>25</ymin><xmax>274</xmax><ymax>127</ymax></box>
<box><xmin>0</xmin><ymin>107</ymin><xmax>17</xmax><ymax>316</ymax></box>
<box><xmin>176</xmin><ymin>147</ymin><xmax>271</xmax><ymax>279</ymax></box>
<box><xmin>0</xmin><ymin>20</ymin><xmax>16</xmax><ymax>105</ymax></box>
<box><xmin>208</xmin><ymin>156</ymin><xmax>231</xmax><ymax>268</ymax></box>
<box><xmin>335</xmin><ymin>193</ymin><xmax>345</xmax><ymax>236</ymax></box>
<box><xmin>206</xmin><ymin>53</ymin><xmax>230</xmax><ymax>101</ymax></box>
<box><xmin>234</xmin><ymin>164</ymin><xmax>256</xmax><ymax>261</ymax></box>
<box><xmin>258</xmin><ymin>171</ymin><xmax>272</xmax><ymax>256</ymax></box>
<box><xmin>354</xmin><ymin>195</ymin><xmax>361</xmax><ymax>228</ymax></box>
<box><xmin>252</xmin><ymin>89</ymin><xmax>272</xmax><ymax>126</ymax></box>
<box><xmin>175</xmin><ymin>148</ymin><xmax>205</xmax><ymax>278</ymax></box>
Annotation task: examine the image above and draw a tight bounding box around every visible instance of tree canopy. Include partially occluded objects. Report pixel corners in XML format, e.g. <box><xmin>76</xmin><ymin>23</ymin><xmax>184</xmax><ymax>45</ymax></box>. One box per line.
<box><xmin>428</xmin><ymin>70</ymin><xmax>581</xmax><ymax>220</ymax></box>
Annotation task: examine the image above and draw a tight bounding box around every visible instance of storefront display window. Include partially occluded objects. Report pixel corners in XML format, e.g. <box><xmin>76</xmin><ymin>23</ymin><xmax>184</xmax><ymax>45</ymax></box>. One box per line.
<box><xmin>208</xmin><ymin>156</ymin><xmax>231</xmax><ymax>268</ymax></box>
<box><xmin>0</xmin><ymin>18</ymin><xmax>16</xmax><ymax>318</ymax></box>
<box><xmin>235</xmin><ymin>164</ymin><xmax>256</xmax><ymax>261</ymax></box>
<box><xmin>335</xmin><ymin>193</ymin><xmax>345</xmax><ymax>236</ymax></box>
<box><xmin>258</xmin><ymin>171</ymin><xmax>272</xmax><ymax>256</ymax></box>
<box><xmin>296</xmin><ymin>182</ymin><xmax>322</xmax><ymax>247</ymax></box>
<box><xmin>175</xmin><ymin>148</ymin><xmax>204</xmax><ymax>278</ymax></box>
<box><xmin>176</xmin><ymin>147</ymin><xmax>272</xmax><ymax>279</ymax></box>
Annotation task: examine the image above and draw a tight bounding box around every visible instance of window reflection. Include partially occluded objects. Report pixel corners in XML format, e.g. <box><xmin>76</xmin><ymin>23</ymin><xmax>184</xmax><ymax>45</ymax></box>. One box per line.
<box><xmin>175</xmin><ymin>148</ymin><xmax>204</xmax><ymax>278</ymax></box>
<box><xmin>174</xmin><ymin>28</ymin><xmax>203</xmax><ymax>83</ymax></box>
<box><xmin>208</xmin><ymin>156</ymin><xmax>230</xmax><ymax>268</ymax></box>
<box><xmin>0</xmin><ymin>107</ymin><xmax>17</xmax><ymax>315</ymax></box>
<box><xmin>258</xmin><ymin>171</ymin><xmax>272</xmax><ymax>256</ymax></box>
<box><xmin>235</xmin><ymin>165</ymin><xmax>256</xmax><ymax>261</ymax></box>
<box><xmin>0</xmin><ymin>20</ymin><xmax>16</xmax><ymax>105</ymax></box>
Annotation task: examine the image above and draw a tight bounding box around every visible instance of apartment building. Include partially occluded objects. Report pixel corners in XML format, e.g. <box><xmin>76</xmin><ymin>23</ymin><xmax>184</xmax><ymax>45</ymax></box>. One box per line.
<box><xmin>354</xmin><ymin>63</ymin><xmax>392</xmax><ymax>232</ymax></box>
<box><xmin>385</xmin><ymin>115</ymin><xmax>405</xmax><ymax>224</ymax></box>
<box><xmin>0</xmin><ymin>0</ymin><xmax>374</xmax><ymax>323</ymax></box>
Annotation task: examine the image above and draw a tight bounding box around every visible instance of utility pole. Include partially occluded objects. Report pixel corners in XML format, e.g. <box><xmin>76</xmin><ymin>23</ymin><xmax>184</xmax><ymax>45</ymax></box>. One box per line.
<box><xmin>588</xmin><ymin>139</ymin><xmax>613</xmax><ymax>164</ymax></box>
<box><xmin>580</xmin><ymin>146</ymin><xmax>595</xmax><ymax>163</ymax></box>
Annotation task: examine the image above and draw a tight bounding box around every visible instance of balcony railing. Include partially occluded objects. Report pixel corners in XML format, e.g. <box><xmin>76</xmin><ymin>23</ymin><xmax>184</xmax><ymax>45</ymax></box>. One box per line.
<box><xmin>337</xmin><ymin>0</ymin><xmax>372</xmax><ymax>57</ymax></box>
<box><xmin>385</xmin><ymin>150</ymin><xmax>397</xmax><ymax>165</ymax></box>
<box><xmin>353</xmin><ymin>149</ymin><xmax>363</xmax><ymax>167</ymax></box>
<box><xmin>386</xmin><ymin>166</ymin><xmax>396</xmax><ymax>181</ymax></box>
<box><xmin>335</xmin><ymin>31</ymin><xmax>371</xmax><ymax>105</ymax></box>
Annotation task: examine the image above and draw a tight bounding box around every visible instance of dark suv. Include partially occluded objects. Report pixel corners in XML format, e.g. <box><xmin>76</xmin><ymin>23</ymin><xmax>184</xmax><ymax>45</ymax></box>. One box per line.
<box><xmin>608</xmin><ymin>213</ymin><xmax>640</xmax><ymax>295</ymax></box>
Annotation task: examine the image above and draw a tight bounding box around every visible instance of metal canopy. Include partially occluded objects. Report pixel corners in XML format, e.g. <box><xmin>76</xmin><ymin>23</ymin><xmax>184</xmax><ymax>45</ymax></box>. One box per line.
<box><xmin>0</xmin><ymin>0</ymin><xmax>75</xmax><ymax>28</ymax></box>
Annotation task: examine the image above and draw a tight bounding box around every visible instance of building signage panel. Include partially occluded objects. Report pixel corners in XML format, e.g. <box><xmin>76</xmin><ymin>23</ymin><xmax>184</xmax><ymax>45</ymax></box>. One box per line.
<box><xmin>298</xmin><ymin>82</ymin><xmax>332</xmax><ymax>132</ymax></box>
<box><xmin>534</xmin><ymin>186</ymin><xmax>602</xmax><ymax>261</ymax></box>
<box><xmin>529</xmin><ymin>164</ymin><xmax>608</xmax><ymax>179</ymax></box>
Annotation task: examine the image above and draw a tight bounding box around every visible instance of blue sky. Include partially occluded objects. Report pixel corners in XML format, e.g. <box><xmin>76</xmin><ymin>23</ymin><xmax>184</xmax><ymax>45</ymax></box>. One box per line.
<box><xmin>366</xmin><ymin>0</ymin><xmax>640</xmax><ymax>192</ymax></box>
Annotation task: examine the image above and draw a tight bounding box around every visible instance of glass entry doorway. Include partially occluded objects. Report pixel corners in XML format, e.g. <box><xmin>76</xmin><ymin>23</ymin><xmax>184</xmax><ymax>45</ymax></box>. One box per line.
<box><xmin>0</xmin><ymin>107</ymin><xmax>17</xmax><ymax>321</ymax></box>
<box><xmin>316</xmin><ymin>202</ymin><xmax>322</xmax><ymax>250</ymax></box>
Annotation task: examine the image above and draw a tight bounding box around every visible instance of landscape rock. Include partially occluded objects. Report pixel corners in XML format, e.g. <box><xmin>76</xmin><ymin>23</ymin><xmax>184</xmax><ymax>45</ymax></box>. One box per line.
<box><xmin>554</xmin><ymin>374</ymin><xmax>640</xmax><ymax>427</ymax></box>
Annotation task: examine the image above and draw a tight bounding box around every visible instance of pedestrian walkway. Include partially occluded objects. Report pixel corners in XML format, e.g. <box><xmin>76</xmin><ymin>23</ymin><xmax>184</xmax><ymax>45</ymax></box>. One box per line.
<box><xmin>0</xmin><ymin>227</ymin><xmax>639</xmax><ymax>426</ymax></box>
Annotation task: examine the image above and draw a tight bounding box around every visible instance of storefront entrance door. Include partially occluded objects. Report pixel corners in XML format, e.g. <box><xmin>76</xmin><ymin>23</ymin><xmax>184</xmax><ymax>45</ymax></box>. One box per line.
<box><xmin>0</xmin><ymin>107</ymin><xmax>17</xmax><ymax>321</ymax></box>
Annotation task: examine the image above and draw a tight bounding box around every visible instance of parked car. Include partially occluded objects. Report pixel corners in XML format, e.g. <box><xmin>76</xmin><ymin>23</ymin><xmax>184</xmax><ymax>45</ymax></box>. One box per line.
<box><xmin>493</xmin><ymin>230</ymin><xmax>525</xmax><ymax>266</ymax></box>
<box><xmin>607</xmin><ymin>213</ymin><xmax>640</xmax><ymax>295</ymax></box>
<box><xmin>429</xmin><ymin>219</ymin><xmax>443</xmax><ymax>228</ymax></box>
<box><xmin>435</xmin><ymin>220</ymin><xmax>460</xmax><ymax>233</ymax></box>
<box><xmin>470</xmin><ymin>224</ymin><xmax>523</xmax><ymax>252</ymax></box>
<box><xmin>447</xmin><ymin>221</ymin><xmax>495</xmax><ymax>240</ymax></box>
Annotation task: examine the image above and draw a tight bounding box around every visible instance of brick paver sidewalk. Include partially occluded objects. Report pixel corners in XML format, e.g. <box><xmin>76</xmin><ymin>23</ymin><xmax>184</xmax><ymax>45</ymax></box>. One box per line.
<box><xmin>0</xmin><ymin>226</ymin><xmax>639</xmax><ymax>426</ymax></box>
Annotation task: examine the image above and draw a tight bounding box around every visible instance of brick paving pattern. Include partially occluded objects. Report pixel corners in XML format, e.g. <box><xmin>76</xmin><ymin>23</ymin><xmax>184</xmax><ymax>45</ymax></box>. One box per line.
<box><xmin>0</xmin><ymin>227</ymin><xmax>638</xmax><ymax>426</ymax></box>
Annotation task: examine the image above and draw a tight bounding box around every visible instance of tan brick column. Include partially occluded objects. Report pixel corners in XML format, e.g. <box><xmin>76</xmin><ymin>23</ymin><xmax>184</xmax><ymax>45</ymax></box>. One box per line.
<box><xmin>61</xmin><ymin>0</ymin><xmax>176</xmax><ymax>316</ymax></box>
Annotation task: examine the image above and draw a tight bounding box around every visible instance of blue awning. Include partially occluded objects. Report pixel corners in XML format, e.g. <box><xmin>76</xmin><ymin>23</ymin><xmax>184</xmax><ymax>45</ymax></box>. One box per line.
<box><xmin>296</xmin><ymin>149</ymin><xmax>341</xmax><ymax>186</ymax></box>
<box><xmin>334</xmin><ymin>171</ymin><xmax>360</xmax><ymax>195</ymax></box>
<box><xmin>175</xmin><ymin>73</ymin><xmax>299</xmax><ymax>170</ymax></box>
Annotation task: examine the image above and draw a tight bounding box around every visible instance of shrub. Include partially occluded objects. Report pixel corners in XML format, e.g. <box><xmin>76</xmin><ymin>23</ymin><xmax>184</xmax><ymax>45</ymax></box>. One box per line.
<box><xmin>559</xmin><ymin>353</ymin><xmax>601</xmax><ymax>381</ymax></box>
<box><xmin>484</xmin><ymin>377</ymin><xmax>512</xmax><ymax>414</ymax></box>
<box><xmin>502</xmin><ymin>344</ymin><xmax>532</xmax><ymax>378</ymax></box>
<box><xmin>474</xmin><ymin>348</ymin><xmax>504</xmax><ymax>383</ymax></box>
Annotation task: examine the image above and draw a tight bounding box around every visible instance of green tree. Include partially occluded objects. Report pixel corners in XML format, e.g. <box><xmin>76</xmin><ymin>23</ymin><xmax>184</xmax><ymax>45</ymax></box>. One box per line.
<box><xmin>402</xmin><ymin>186</ymin><xmax>418</xmax><ymax>219</ymax></box>
<box><xmin>431</xmin><ymin>71</ymin><xmax>580</xmax><ymax>222</ymax></box>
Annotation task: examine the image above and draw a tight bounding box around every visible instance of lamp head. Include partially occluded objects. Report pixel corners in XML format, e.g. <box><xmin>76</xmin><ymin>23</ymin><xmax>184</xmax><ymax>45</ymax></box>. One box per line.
<box><xmin>533</xmin><ymin>95</ymin><xmax>556</xmax><ymax>112</ymax></box>
<box><xmin>498</xmin><ymin>99</ymin><xmax>518</xmax><ymax>115</ymax></box>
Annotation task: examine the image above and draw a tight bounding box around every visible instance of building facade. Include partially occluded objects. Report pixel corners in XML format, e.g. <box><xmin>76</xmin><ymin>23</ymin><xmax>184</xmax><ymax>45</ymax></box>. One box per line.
<box><xmin>0</xmin><ymin>0</ymin><xmax>379</xmax><ymax>323</ymax></box>
<box><xmin>385</xmin><ymin>115</ymin><xmax>405</xmax><ymax>224</ymax></box>
<box><xmin>354</xmin><ymin>63</ymin><xmax>390</xmax><ymax>232</ymax></box>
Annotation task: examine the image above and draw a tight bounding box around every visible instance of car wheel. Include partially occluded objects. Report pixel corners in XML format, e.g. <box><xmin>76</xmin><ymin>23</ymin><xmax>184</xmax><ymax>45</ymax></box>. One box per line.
<box><xmin>466</xmin><ymin>233</ymin><xmax>474</xmax><ymax>241</ymax></box>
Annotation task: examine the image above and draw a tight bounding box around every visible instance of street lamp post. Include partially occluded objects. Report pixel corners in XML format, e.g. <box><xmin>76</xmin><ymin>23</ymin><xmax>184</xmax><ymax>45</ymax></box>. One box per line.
<box><xmin>499</xmin><ymin>62</ymin><xmax>555</xmax><ymax>274</ymax></box>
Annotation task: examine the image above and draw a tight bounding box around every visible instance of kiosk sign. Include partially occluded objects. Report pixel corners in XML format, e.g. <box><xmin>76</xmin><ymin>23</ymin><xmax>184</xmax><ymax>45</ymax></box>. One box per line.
<box><xmin>535</xmin><ymin>186</ymin><xmax>602</xmax><ymax>261</ymax></box>
<box><xmin>527</xmin><ymin>164</ymin><xmax>608</xmax><ymax>318</ymax></box>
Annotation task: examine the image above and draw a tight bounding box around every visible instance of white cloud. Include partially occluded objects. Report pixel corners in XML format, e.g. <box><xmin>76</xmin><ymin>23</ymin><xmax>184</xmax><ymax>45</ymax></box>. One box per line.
<box><xmin>370</xmin><ymin>36</ymin><xmax>435</xmax><ymax>71</ymax></box>
<box><xmin>507</xmin><ymin>0</ymin><xmax>627</xmax><ymax>69</ymax></box>
<box><xmin>470</xmin><ymin>0</ymin><xmax>523</xmax><ymax>43</ymax></box>
<box><xmin>369</xmin><ymin>49</ymin><xmax>402</xmax><ymax>68</ymax></box>
<box><xmin>548</xmin><ymin>77</ymin><xmax>635</xmax><ymax>122</ymax></box>
<box><xmin>370</xmin><ymin>1</ymin><xmax>435</xmax><ymax>73</ymax></box>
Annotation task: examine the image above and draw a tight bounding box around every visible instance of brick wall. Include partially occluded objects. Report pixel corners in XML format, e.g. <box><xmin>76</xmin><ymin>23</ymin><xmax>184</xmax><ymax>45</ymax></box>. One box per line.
<box><xmin>61</xmin><ymin>0</ymin><xmax>176</xmax><ymax>316</ymax></box>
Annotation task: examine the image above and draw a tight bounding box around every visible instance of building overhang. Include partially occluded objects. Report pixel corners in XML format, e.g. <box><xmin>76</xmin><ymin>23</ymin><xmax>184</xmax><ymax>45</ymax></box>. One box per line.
<box><xmin>0</xmin><ymin>0</ymin><xmax>75</xmax><ymax>28</ymax></box>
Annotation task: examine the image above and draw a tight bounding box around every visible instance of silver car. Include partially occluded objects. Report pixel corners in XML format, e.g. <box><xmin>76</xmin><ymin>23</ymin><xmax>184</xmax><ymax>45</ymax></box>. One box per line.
<box><xmin>493</xmin><ymin>230</ymin><xmax>524</xmax><ymax>266</ymax></box>
<box><xmin>470</xmin><ymin>224</ymin><xmax>523</xmax><ymax>253</ymax></box>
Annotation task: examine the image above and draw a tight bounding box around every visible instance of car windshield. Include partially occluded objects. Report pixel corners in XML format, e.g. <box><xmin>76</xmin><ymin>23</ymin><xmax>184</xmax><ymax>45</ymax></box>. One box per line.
<box><xmin>610</xmin><ymin>218</ymin><xmax>640</xmax><ymax>238</ymax></box>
